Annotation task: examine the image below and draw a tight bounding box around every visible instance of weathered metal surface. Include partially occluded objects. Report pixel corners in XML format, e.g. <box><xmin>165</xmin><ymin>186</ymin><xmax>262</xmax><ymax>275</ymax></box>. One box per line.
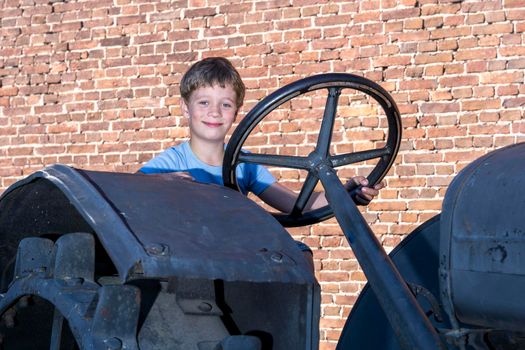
<box><xmin>0</xmin><ymin>164</ymin><xmax>314</xmax><ymax>285</ymax></box>
<box><xmin>441</xmin><ymin>143</ymin><xmax>525</xmax><ymax>331</ymax></box>
<box><xmin>0</xmin><ymin>166</ymin><xmax>320</xmax><ymax>349</ymax></box>
<box><xmin>337</xmin><ymin>215</ymin><xmax>446</xmax><ymax>349</ymax></box>
<box><xmin>0</xmin><ymin>175</ymin><xmax>93</xmax><ymax>291</ymax></box>
<box><xmin>440</xmin><ymin>142</ymin><xmax>525</xmax><ymax>332</ymax></box>
<box><xmin>1</xmin><ymin>229</ymin><xmax>320</xmax><ymax>349</ymax></box>
<box><xmin>0</xmin><ymin>233</ymin><xmax>119</xmax><ymax>349</ymax></box>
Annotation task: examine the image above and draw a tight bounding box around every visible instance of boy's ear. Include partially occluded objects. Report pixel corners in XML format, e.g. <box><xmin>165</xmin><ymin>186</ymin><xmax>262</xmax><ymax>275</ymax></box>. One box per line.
<box><xmin>181</xmin><ymin>99</ymin><xmax>190</xmax><ymax>117</ymax></box>
<box><xmin>234</xmin><ymin>103</ymin><xmax>242</xmax><ymax>118</ymax></box>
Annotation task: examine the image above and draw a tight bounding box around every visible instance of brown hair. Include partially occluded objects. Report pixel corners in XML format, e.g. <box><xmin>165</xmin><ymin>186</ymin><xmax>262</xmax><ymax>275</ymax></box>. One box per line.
<box><xmin>180</xmin><ymin>57</ymin><xmax>245</xmax><ymax>108</ymax></box>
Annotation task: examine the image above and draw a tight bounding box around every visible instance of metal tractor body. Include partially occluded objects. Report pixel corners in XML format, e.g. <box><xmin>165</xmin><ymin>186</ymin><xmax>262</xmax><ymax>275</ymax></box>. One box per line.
<box><xmin>0</xmin><ymin>165</ymin><xmax>319</xmax><ymax>349</ymax></box>
<box><xmin>340</xmin><ymin>142</ymin><xmax>525</xmax><ymax>350</ymax></box>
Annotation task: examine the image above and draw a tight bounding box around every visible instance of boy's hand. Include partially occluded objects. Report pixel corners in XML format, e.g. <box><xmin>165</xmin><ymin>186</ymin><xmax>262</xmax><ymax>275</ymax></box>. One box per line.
<box><xmin>172</xmin><ymin>171</ymin><xmax>195</xmax><ymax>181</ymax></box>
<box><xmin>152</xmin><ymin>172</ymin><xmax>195</xmax><ymax>181</ymax></box>
<box><xmin>344</xmin><ymin>176</ymin><xmax>384</xmax><ymax>205</ymax></box>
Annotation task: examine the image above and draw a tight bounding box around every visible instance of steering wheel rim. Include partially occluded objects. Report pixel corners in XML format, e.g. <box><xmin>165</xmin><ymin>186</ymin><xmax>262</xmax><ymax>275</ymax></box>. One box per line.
<box><xmin>223</xmin><ymin>73</ymin><xmax>402</xmax><ymax>227</ymax></box>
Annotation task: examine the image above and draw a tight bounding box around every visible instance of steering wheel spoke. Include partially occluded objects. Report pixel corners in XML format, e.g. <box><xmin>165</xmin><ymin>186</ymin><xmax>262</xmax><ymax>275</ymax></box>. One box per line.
<box><xmin>238</xmin><ymin>152</ymin><xmax>310</xmax><ymax>170</ymax></box>
<box><xmin>291</xmin><ymin>172</ymin><xmax>319</xmax><ymax>216</ymax></box>
<box><xmin>315</xmin><ymin>87</ymin><xmax>342</xmax><ymax>157</ymax></box>
<box><xmin>330</xmin><ymin>147</ymin><xmax>392</xmax><ymax>168</ymax></box>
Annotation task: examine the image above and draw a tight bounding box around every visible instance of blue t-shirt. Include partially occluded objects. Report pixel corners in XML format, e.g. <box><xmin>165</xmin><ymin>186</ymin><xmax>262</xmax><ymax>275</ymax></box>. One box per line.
<box><xmin>139</xmin><ymin>141</ymin><xmax>276</xmax><ymax>196</ymax></box>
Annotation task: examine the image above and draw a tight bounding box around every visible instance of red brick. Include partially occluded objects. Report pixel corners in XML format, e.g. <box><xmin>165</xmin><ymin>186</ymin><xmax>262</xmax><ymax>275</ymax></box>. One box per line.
<box><xmin>255</xmin><ymin>0</ymin><xmax>290</xmax><ymax>10</ymax></box>
<box><xmin>7</xmin><ymin>147</ymin><xmax>34</xmax><ymax>156</ymax></box>
<box><xmin>116</xmin><ymin>15</ymin><xmax>146</xmax><ymax>25</ymax></box>
<box><xmin>391</xmin><ymin>30</ymin><xmax>430</xmax><ymax>43</ymax></box>
<box><xmin>462</xmin><ymin>99</ymin><xmax>501</xmax><ymax>111</ymax></box>
<box><xmin>464</xmin><ymin>60</ymin><xmax>487</xmax><ymax>73</ymax></box>
<box><xmin>399</xmin><ymin>79</ymin><xmax>437</xmax><ymax>90</ymax></box>
<box><xmin>382</xmin><ymin>7</ymin><xmax>420</xmax><ymax>20</ymax></box>
<box><xmin>439</xmin><ymin>75</ymin><xmax>478</xmax><ymax>87</ymax></box>
<box><xmin>0</xmin><ymin>87</ymin><xmax>18</xmax><ymax>96</ymax></box>
<box><xmin>500</xmin><ymin>45</ymin><xmax>525</xmax><ymax>56</ymax></box>
<box><xmin>414</xmin><ymin>52</ymin><xmax>453</xmax><ymax>64</ymax></box>
<box><xmin>368</xmin><ymin>200</ymin><xmax>408</xmax><ymax>211</ymax></box>
<box><xmin>430</xmin><ymin>26</ymin><xmax>471</xmax><ymax>39</ymax></box>
<box><xmin>473</xmin><ymin>23</ymin><xmax>513</xmax><ymax>35</ymax></box>
<box><xmin>503</xmin><ymin>97</ymin><xmax>525</xmax><ymax>108</ymax></box>
<box><xmin>407</xmin><ymin>199</ymin><xmax>443</xmax><ymax>210</ymax></box>
<box><xmin>348</xmin><ymin>32</ymin><xmax>384</xmax><ymax>45</ymax></box>
<box><xmin>480</xmin><ymin>71</ymin><xmax>523</xmax><ymax>84</ymax></box>
<box><xmin>272</xmin><ymin>18</ymin><xmax>309</xmax><ymax>30</ymax></box>
<box><xmin>420</xmin><ymin>102</ymin><xmax>460</xmax><ymax>114</ymax></box>
<box><xmin>473</xmin><ymin>86</ymin><xmax>494</xmax><ymax>98</ymax></box>
<box><xmin>100</xmin><ymin>36</ymin><xmax>130</xmax><ymax>47</ymax></box>
<box><xmin>315</xmin><ymin>15</ymin><xmax>352</xmax><ymax>26</ymax></box>
<box><xmin>372</xmin><ymin>55</ymin><xmax>411</xmax><ymax>67</ymax></box>
<box><xmin>135</xmin><ymin>55</ymin><xmax>163</xmax><ymax>64</ymax></box>
<box><xmin>455</xmin><ymin>48</ymin><xmax>497</xmax><ymax>60</ymax></box>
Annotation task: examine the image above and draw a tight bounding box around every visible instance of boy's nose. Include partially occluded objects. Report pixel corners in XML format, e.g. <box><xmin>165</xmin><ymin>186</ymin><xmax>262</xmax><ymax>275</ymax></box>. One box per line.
<box><xmin>208</xmin><ymin>105</ymin><xmax>220</xmax><ymax>117</ymax></box>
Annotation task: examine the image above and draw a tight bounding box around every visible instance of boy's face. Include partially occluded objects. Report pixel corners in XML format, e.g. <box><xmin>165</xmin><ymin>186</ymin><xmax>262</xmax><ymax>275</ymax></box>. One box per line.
<box><xmin>182</xmin><ymin>84</ymin><xmax>239</xmax><ymax>144</ymax></box>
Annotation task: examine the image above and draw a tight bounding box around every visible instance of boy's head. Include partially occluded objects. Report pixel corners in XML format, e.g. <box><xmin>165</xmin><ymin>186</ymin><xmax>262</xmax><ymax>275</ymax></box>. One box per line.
<box><xmin>180</xmin><ymin>57</ymin><xmax>245</xmax><ymax>109</ymax></box>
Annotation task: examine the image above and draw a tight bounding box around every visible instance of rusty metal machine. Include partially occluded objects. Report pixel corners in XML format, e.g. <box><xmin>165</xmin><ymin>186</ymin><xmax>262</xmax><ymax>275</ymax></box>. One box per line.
<box><xmin>0</xmin><ymin>165</ymin><xmax>318</xmax><ymax>349</ymax></box>
<box><xmin>0</xmin><ymin>73</ymin><xmax>523</xmax><ymax>349</ymax></box>
<box><xmin>340</xmin><ymin>142</ymin><xmax>525</xmax><ymax>350</ymax></box>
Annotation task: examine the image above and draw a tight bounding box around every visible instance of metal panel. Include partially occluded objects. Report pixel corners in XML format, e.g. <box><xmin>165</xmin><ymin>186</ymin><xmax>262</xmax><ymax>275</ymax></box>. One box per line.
<box><xmin>0</xmin><ymin>165</ymin><xmax>314</xmax><ymax>285</ymax></box>
<box><xmin>440</xmin><ymin>142</ymin><xmax>525</xmax><ymax>331</ymax></box>
<box><xmin>0</xmin><ymin>165</ymin><xmax>321</xmax><ymax>349</ymax></box>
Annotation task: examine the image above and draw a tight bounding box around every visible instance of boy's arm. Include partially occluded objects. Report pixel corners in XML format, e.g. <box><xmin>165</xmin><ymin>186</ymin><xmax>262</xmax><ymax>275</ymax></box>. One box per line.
<box><xmin>258</xmin><ymin>176</ymin><xmax>383</xmax><ymax>214</ymax></box>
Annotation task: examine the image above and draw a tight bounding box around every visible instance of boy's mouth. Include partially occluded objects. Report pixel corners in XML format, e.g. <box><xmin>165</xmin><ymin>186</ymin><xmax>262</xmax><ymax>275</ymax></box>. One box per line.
<box><xmin>203</xmin><ymin>121</ymin><xmax>223</xmax><ymax>128</ymax></box>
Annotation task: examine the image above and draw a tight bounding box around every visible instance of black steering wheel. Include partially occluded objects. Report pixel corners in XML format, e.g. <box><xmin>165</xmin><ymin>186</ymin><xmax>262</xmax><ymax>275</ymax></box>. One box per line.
<box><xmin>223</xmin><ymin>73</ymin><xmax>401</xmax><ymax>227</ymax></box>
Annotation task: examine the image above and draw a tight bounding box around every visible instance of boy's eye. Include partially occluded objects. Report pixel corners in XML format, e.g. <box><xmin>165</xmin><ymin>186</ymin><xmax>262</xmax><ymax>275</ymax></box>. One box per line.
<box><xmin>222</xmin><ymin>103</ymin><xmax>233</xmax><ymax>108</ymax></box>
<box><xmin>198</xmin><ymin>101</ymin><xmax>208</xmax><ymax>106</ymax></box>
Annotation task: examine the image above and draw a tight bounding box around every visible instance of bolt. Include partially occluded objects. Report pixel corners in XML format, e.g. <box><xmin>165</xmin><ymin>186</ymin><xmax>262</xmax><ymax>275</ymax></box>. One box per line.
<box><xmin>198</xmin><ymin>302</ymin><xmax>213</xmax><ymax>312</ymax></box>
<box><xmin>271</xmin><ymin>252</ymin><xmax>283</xmax><ymax>263</ymax></box>
<box><xmin>63</xmin><ymin>277</ymin><xmax>84</xmax><ymax>287</ymax></box>
<box><xmin>2</xmin><ymin>308</ymin><xmax>16</xmax><ymax>328</ymax></box>
<box><xmin>104</xmin><ymin>337</ymin><xmax>122</xmax><ymax>350</ymax></box>
<box><xmin>18</xmin><ymin>296</ymin><xmax>31</xmax><ymax>308</ymax></box>
<box><xmin>33</xmin><ymin>266</ymin><xmax>46</xmax><ymax>274</ymax></box>
<box><xmin>145</xmin><ymin>243</ymin><xmax>169</xmax><ymax>256</ymax></box>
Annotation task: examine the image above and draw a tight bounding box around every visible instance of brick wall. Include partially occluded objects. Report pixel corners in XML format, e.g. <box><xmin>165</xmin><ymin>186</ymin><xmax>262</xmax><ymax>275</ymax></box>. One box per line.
<box><xmin>1</xmin><ymin>0</ymin><xmax>524</xmax><ymax>348</ymax></box>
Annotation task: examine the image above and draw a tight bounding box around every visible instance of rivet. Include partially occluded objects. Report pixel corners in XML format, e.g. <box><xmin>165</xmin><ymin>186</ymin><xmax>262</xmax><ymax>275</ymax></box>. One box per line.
<box><xmin>17</xmin><ymin>296</ymin><xmax>30</xmax><ymax>308</ymax></box>
<box><xmin>33</xmin><ymin>267</ymin><xmax>46</xmax><ymax>274</ymax></box>
<box><xmin>2</xmin><ymin>309</ymin><xmax>16</xmax><ymax>329</ymax></box>
<box><xmin>63</xmin><ymin>277</ymin><xmax>84</xmax><ymax>287</ymax></box>
<box><xmin>145</xmin><ymin>243</ymin><xmax>169</xmax><ymax>256</ymax></box>
<box><xmin>198</xmin><ymin>302</ymin><xmax>213</xmax><ymax>312</ymax></box>
<box><xmin>271</xmin><ymin>252</ymin><xmax>283</xmax><ymax>263</ymax></box>
<box><xmin>104</xmin><ymin>337</ymin><xmax>122</xmax><ymax>350</ymax></box>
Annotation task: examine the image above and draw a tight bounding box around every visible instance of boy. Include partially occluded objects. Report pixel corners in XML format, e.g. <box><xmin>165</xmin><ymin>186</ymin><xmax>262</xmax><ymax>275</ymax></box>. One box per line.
<box><xmin>139</xmin><ymin>57</ymin><xmax>383</xmax><ymax>268</ymax></box>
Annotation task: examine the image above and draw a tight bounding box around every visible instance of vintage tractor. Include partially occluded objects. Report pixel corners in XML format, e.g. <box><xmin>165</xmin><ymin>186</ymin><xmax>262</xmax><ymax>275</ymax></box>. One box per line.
<box><xmin>0</xmin><ymin>73</ymin><xmax>522</xmax><ymax>350</ymax></box>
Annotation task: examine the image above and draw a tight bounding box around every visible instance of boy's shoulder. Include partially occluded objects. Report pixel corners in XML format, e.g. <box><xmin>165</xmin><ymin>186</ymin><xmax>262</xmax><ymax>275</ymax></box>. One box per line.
<box><xmin>140</xmin><ymin>142</ymin><xmax>190</xmax><ymax>173</ymax></box>
<box><xmin>160</xmin><ymin>142</ymin><xmax>192</xmax><ymax>163</ymax></box>
<box><xmin>159</xmin><ymin>141</ymin><xmax>189</xmax><ymax>157</ymax></box>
